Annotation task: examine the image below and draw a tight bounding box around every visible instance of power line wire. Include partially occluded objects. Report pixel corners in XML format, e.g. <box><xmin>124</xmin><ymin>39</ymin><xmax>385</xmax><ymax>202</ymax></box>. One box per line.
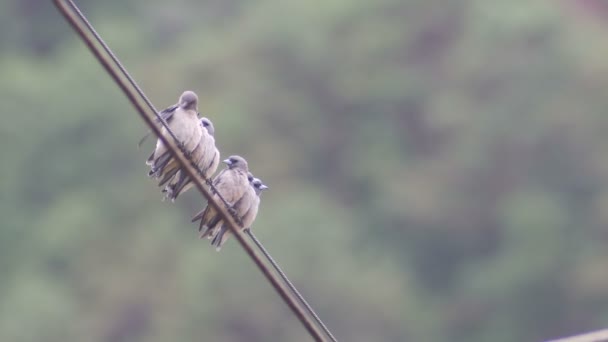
<box><xmin>64</xmin><ymin>0</ymin><xmax>177</xmax><ymax>143</ymax></box>
<box><xmin>246</xmin><ymin>229</ymin><xmax>339</xmax><ymax>342</ymax></box>
<box><xmin>53</xmin><ymin>1</ymin><xmax>326</xmax><ymax>340</ymax></box>
<box><xmin>547</xmin><ymin>329</ymin><xmax>608</xmax><ymax>342</ymax></box>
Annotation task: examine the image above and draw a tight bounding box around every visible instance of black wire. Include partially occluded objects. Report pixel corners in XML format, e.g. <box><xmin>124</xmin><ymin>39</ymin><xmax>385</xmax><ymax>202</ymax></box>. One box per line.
<box><xmin>246</xmin><ymin>230</ymin><xmax>339</xmax><ymax>342</ymax></box>
<box><xmin>54</xmin><ymin>1</ymin><xmax>327</xmax><ymax>340</ymax></box>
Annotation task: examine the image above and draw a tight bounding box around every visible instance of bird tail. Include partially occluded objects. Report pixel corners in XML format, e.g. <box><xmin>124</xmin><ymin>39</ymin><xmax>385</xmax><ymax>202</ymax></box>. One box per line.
<box><xmin>157</xmin><ymin>164</ymin><xmax>181</xmax><ymax>187</ymax></box>
<box><xmin>145</xmin><ymin>150</ymin><xmax>155</xmax><ymax>166</ymax></box>
<box><xmin>192</xmin><ymin>205</ymin><xmax>220</xmax><ymax>240</ymax></box>
<box><xmin>199</xmin><ymin>225</ymin><xmax>215</xmax><ymax>239</ymax></box>
<box><xmin>191</xmin><ymin>207</ymin><xmax>207</xmax><ymax>223</ymax></box>
<box><xmin>199</xmin><ymin>213</ymin><xmax>222</xmax><ymax>238</ymax></box>
<box><xmin>148</xmin><ymin>151</ymin><xmax>173</xmax><ymax>178</ymax></box>
<box><xmin>211</xmin><ymin>225</ymin><xmax>229</xmax><ymax>251</ymax></box>
<box><xmin>170</xmin><ymin>181</ymin><xmax>193</xmax><ymax>202</ymax></box>
<box><xmin>168</xmin><ymin>174</ymin><xmax>192</xmax><ymax>202</ymax></box>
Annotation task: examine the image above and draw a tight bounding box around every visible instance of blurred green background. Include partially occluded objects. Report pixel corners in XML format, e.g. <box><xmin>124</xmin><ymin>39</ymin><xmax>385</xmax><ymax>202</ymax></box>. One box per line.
<box><xmin>2</xmin><ymin>0</ymin><xmax>608</xmax><ymax>341</ymax></box>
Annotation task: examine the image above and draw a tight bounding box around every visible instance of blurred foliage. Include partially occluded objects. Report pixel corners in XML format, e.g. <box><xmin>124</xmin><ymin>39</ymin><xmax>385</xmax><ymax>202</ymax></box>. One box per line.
<box><xmin>2</xmin><ymin>0</ymin><xmax>608</xmax><ymax>341</ymax></box>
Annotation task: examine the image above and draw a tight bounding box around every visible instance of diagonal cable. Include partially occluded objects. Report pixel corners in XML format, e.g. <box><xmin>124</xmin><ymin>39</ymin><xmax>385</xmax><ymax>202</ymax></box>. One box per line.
<box><xmin>246</xmin><ymin>229</ymin><xmax>339</xmax><ymax>342</ymax></box>
<box><xmin>53</xmin><ymin>1</ymin><xmax>325</xmax><ymax>340</ymax></box>
<box><xmin>547</xmin><ymin>329</ymin><xmax>608</xmax><ymax>342</ymax></box>
<box><xmin>64</xmin><ymin>0</ymin><xmax>178</xmax><ymax>143</ymax></box>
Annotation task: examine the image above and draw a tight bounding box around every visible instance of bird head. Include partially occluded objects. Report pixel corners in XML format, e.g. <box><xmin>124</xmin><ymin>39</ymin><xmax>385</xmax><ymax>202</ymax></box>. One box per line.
<box><xmin>223</xmin><ymin>155</ymin><xmax>248</xmax><ymax>171</ymax></box>
<box><xmin>179</xmin><ymin>91</ymin><xmax>198</xmax><ymax>111</ymax></box>
<box><xmin>252</xmin><ymin>178</ymin><xmax>269</xmax><ymax>195</ymax></box>
<box><xmin>200</xmin><ymin>117</ymin><xmax>215</xmax><ymax>136</ymax></box>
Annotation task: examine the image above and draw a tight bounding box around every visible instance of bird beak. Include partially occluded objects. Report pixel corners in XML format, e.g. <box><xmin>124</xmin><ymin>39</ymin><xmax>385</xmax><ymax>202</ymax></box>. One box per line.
<box><xmin>260</xmin><ymin>184</ymin><xmax>269</xmax><ymax>190</ymax></box>
<box><xmin>222</xmin><ymin>158</ymin><xmax>232</xmax><ymax>165</ymax></box>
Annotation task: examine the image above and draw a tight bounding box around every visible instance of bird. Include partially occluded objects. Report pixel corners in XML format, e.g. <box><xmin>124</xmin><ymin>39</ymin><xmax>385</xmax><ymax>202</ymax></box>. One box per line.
<box><xmin>146</xmin><ymin>90</ymin><xmax>202</xmax><ymax>180</ymax></box>
<box><xmin>191</xmin><ymin>155</ymin><xmax>250</xmax><ymax>239</ymax></box>
<box><xmin>212</xmin><ymin>176</ymin><xmax>268</xmax><ymax>251</ymax></box>
<box><xmin>206</xmin><ymin>175</ymin><xmax>256</xmax><ymax>245</ymax></box>
<box><xmin>199</xmin><ymin>171</ymin><xmax>255</xmax><ymax>240</ymax></box>
<box><xmin>162</xmin><ymin>117</ymin><xmax>220</xmax><ymax>201</ymax></box>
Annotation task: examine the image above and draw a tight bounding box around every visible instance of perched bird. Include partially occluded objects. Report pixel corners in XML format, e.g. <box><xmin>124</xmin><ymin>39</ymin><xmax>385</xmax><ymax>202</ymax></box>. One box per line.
<box><xmin>191</xmin><ymin>155</ymin><xmax>250</xmax><ymax>239</ymax></box>
<box><xmin>212</xmin><ymin>176</ymin><xmax>268</xmax><ymax>251</ymax></box>
<box><xmin>200</xmin><ymin>171</ymin><xmax>255</xmax><ymax>240</ymax></box>
<box><xmin>207</xmin><ymin>176</ymin><xmax>256</xmax><ymax>245</ymax></box>
<box><xmin>146</xmin><ymin>91</ymin><xmax>202</xmax><ymax>179</ymax></box>
<box><xmin>162</xmin><ymin>117</ymin><xmax>220</xmax><ymax>201</ymax></box>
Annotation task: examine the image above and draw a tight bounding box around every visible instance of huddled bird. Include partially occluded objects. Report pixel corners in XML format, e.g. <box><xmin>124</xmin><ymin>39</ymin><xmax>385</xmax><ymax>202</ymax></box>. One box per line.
<box><xmin>142</xmin><ymin>90</ymin><xmax>268</xmax><ymax>251</ymax></box>
<box><xmin>191</xmin><ymin>155</ymin><xmax>250</xmax><ymax>239</ymax></box>
<box><xmin>211</xmin><ymin>175</ymin><xmax>268</xmax><ymax>251</ymax></box>
<box><xmin>146</xmin><ymin>90</ymin><xmax>202</xmax><ymax>180</ymax></box>
<box><xmin>162</xmin><ymin>117</ymin><xmax>220</xmax><ymax>202</ymax></box>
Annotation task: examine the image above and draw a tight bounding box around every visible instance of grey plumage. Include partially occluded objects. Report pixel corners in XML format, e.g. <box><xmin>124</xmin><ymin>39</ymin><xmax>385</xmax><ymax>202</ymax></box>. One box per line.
<box><xmin>163</xmin><ymin>117</ymin><xmax>220</xmax><ymax>201</ymax></box>
<box><xmin>211</xmin><ymin>176</ymin><xmax>268</xmax><ymax>251</ymax></box>
<box><xmin>191</xmin><ymin>155</ymin><xmax>250</xmax><ymax>239</ymax></box>
<box><xmin>146</xmin><ymin>91</ymin><xmax>202</xmax><ymax>180</ymax></box>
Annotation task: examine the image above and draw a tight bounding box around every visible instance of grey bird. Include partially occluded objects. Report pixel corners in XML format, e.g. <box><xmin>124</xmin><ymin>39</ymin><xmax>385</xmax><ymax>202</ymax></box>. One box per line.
<box><xmin>203</xmin><ymin>172</ymin><xmax>257</xmax><ymax>241</ymax></box>
<box><xmin>162</xmin><ymin>117</ymin><xmax>220</xmax><ymax>201</ymax></box>
<box><xmin>212</xmin><ymin>176</ymin><xmax>268</xmax><ymax>251</ymax></box>
<box><xmin>207</xmin><ymin>176</ymin><xmax>256</xmax><ymax>246</ymax></box>
<box><xmin>146</xmin><ymin>91</ymin><xmax>202</xmax><ymax>179</ymax></box>
<box><xmin>191</xmin><ymin>155</ymin><xmax>250</xmax><ymax>239</ymax></box>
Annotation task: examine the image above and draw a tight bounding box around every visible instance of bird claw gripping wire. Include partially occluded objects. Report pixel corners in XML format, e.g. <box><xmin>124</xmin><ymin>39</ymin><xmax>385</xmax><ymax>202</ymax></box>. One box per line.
<box><xmin>178</xmin><ymin>142</ymin><xmax>192</xmax><ymax>159</ymax></box>
<box><xmin>228</xmin><ymin>207</ymin><xmax>240</xmax><ymax>223</ymax></box>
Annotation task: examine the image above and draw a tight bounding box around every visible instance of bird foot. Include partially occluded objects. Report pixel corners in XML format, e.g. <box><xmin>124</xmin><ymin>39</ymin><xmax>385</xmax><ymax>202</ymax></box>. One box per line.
<box><xmin>178</xmin><ymin>143</ymin><xmax>192</xmax><ymax>159</ymax></box>
<box><xmin>228</xmin><ymin>207</ymin><xmax>238</xmax><ymax>219</ymax></box>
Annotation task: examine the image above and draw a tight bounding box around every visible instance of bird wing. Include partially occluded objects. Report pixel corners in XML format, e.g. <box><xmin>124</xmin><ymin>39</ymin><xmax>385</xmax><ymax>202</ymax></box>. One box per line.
<box><xmin>137</xmin><ymin>104</ymin><xmax>179</xmax><ymax>148</ymax></box>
